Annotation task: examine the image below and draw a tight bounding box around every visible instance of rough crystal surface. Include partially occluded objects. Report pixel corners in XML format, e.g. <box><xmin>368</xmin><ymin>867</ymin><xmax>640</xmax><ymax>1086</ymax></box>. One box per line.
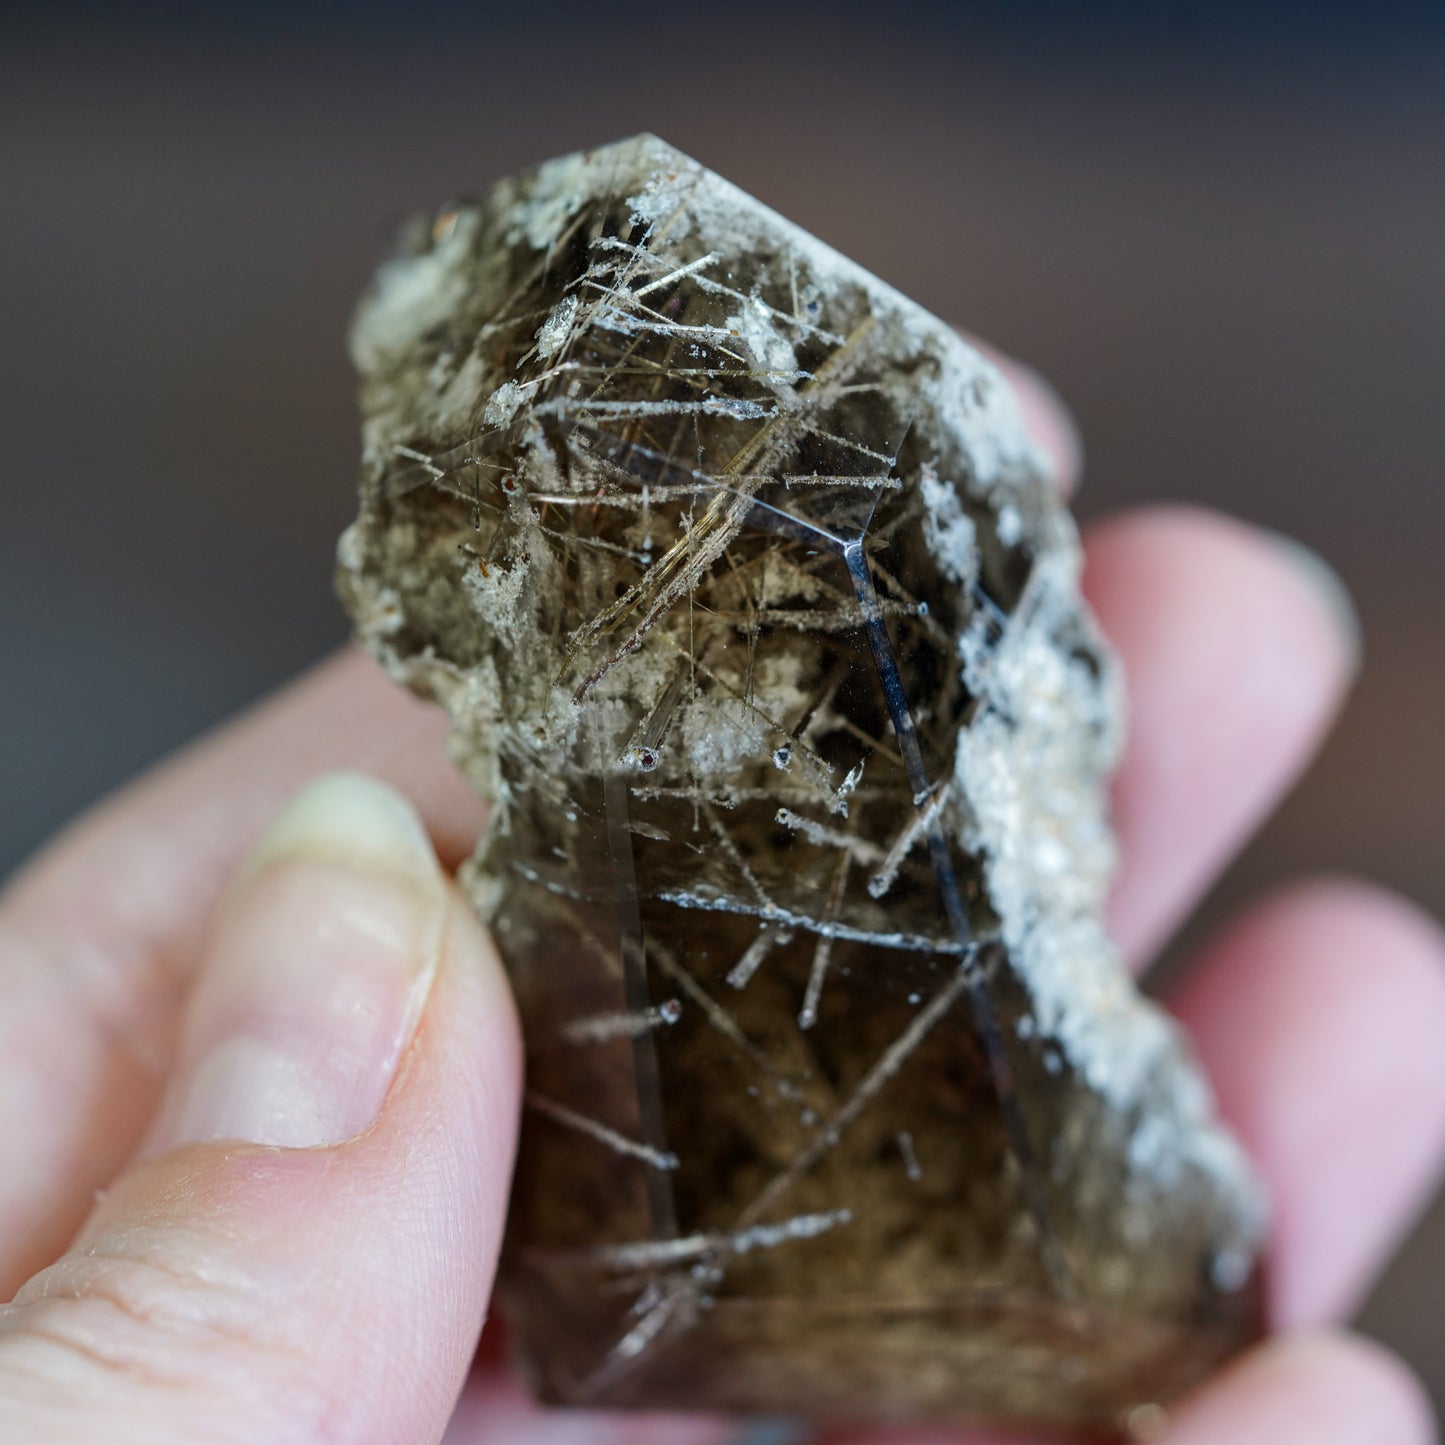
<box><xmin>337</xmin><ymin>134</ymin><xmax>1266</xmax><ymax>1436</ymax></box>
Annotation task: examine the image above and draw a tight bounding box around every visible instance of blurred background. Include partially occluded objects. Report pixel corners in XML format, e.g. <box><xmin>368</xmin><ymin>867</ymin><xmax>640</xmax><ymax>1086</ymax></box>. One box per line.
<box><xmin>2</xmin><ymin>0</ymin><xmax>1441</xmax><ymax>1414</ymax></box>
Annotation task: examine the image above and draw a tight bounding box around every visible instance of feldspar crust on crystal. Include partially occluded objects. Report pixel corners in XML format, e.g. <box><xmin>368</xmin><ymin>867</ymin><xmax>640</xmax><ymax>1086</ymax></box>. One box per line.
<box><xmin>337</xmin><ymin>135</ymin><xmax>1267</xmax><ymax>1435</ymax></box>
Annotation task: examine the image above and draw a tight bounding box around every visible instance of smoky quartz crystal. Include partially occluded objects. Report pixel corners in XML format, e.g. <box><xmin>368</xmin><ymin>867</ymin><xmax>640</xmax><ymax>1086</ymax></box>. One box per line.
<box><xmin>337</xmin><ymin>135</ymin><xmax>1266</xmax><ymax>1436</ymax></box>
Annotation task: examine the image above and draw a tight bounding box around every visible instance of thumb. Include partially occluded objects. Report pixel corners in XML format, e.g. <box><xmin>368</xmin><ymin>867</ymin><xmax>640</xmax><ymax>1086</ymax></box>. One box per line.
<box><xmin>0</xmin><ymin>773</ymin><xmax>521</xmax><ymax>1445</ymax></box>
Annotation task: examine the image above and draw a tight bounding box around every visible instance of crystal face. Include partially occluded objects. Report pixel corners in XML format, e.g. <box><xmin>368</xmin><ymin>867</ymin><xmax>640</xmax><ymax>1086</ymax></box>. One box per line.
<box><xmin>337</xmin><ymin>135</ymin><xmax>1266</xmax><ymax>1435</ymax></box>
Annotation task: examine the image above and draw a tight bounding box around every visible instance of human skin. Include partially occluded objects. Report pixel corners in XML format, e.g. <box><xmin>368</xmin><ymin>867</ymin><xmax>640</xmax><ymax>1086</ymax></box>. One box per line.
<box><xmin>0</xmin><ymin>358</ymin><xmax>1441</xmax><ymax>1445</ymax></box>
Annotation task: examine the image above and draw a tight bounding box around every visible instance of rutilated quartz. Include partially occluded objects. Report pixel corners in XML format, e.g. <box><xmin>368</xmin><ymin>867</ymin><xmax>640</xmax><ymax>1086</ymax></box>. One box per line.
<box><xmin>336</xmin><ymin>135</ymin><xmax>1267</xmax><ymax>1436</ymax></box>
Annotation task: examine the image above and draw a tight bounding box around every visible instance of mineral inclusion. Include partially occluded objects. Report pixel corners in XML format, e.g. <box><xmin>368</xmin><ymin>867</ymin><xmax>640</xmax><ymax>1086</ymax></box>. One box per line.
<box><xmin>337</xmin><ymin>135</ymin><xmax>1266</xmax><ymax>1436</ymax></box>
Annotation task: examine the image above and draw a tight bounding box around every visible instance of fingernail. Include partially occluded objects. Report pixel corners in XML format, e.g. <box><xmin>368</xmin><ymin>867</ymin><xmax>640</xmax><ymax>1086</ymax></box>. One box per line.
<box><xmin>1263</xmin><ymin>530</ymin><xmax>1364</xmax><ymax>680</ymax></box>
<box><xmin>159</xmin><ymin>772</ymin><xmax>446</xmax><ymax>1151</ymax></box>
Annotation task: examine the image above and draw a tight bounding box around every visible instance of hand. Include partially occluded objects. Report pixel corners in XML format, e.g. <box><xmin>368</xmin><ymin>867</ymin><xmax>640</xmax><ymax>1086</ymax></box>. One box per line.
<box><xmin>1</xmin><ymin>362</ymin><xmax>1441</xmax><ymax>1445</ymax></box>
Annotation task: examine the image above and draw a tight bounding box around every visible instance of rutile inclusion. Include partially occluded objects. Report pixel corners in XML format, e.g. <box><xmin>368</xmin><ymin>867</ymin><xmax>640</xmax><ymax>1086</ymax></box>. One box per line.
<box><xmin>337</xmin><ymin>134</ymin><xmax>1266</xmax><ymax>1436</ymax></box>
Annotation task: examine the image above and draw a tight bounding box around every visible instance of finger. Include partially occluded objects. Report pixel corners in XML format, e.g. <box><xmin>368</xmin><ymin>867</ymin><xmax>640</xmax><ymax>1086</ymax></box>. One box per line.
<box><xmin>1085</xmin><ymin>507</ymin><xmax>1360</xmax><ymax>969</ymax></box>
<box><xmin>0</xmin><ymin>648</ymin><xmax>480</xmax><ymax>1291</ymax></box>
<box><xmin>956</xmin><ymin>330</ymin><xmax>1083</xmax><ymax>497</ymax></box>
<box><xmin>1171</xmin><ymin>878</ymin><xmax>1445</xmax><ymax>1330</ymax></box>
<box><xmin>1164</xmin><ymin>1332</ymin><xmax>1436</xmax><ymax>1445</ymax></box>
<box><xmin>0</xmin><ymin>774</ymin><xmax>522</xmax><ymax>1444</ymax></box>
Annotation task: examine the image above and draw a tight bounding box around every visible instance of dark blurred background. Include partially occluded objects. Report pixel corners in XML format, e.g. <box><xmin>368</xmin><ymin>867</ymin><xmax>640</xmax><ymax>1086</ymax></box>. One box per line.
<box><xmin>2</xmin><ymin>0</ymin><xmax>1441</xmax><ymax>1414</ymax></box>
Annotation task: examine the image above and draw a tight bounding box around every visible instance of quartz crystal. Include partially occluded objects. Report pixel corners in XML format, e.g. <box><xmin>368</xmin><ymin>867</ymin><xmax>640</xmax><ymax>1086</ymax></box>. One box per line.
<box><xmin>337</xmin><ymin>135</ymin><xmax>1266</xmax><ymax>1436</ymax></box>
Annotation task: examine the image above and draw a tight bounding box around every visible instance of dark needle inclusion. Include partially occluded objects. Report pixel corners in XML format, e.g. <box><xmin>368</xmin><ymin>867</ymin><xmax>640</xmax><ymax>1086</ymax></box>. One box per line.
<box><xmin>337</xmin><ymin>134</ymin><xmax>1266</xmax><ymax>1438</ymax></box>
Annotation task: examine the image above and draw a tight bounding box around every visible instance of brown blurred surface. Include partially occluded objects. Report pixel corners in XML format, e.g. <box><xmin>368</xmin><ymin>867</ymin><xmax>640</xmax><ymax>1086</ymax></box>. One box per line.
<box><xmin>2</xmin><ymin>6</ymin><xmax>1441</xmax><ymax>1417</ymax></box>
